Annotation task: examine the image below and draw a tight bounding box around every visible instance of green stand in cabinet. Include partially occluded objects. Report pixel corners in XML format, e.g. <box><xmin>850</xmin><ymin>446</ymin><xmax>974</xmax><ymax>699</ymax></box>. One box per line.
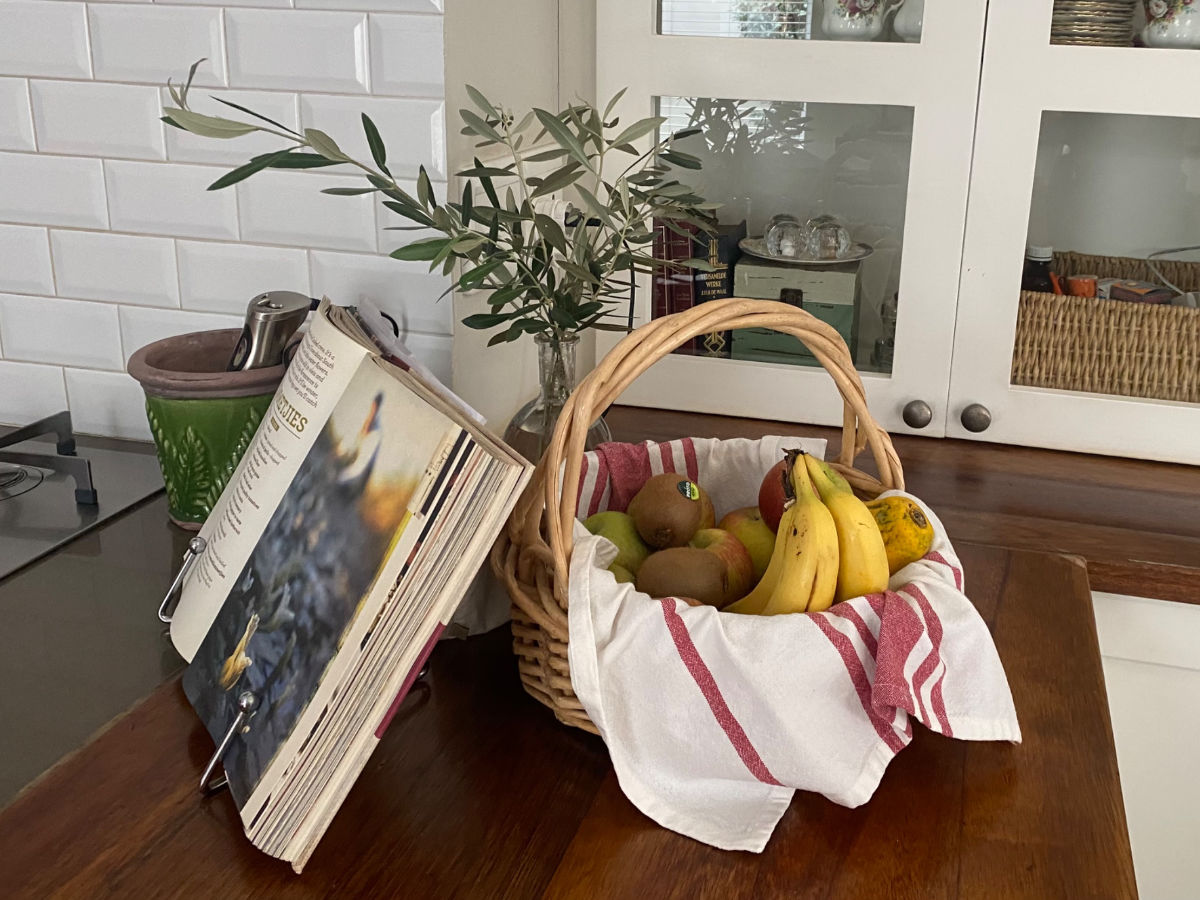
<box><xmin>731</xmin><ymin>257</ymin><xmax>861</xmax><ymax>366</ymax></box>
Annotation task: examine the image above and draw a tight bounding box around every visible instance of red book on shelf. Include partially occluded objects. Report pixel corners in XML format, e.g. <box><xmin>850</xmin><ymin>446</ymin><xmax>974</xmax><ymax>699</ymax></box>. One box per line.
<box><xmin>652</xmin><ymin>219</ymin><xmax>699</xmax><ymax>323</ymax></box>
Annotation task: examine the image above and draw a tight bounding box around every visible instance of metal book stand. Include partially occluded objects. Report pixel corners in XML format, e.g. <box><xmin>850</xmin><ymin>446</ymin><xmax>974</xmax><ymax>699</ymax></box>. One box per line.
<box><xmin>159</xmin><ymin>539</ymin><xmax>430</xmax><ymax>797</ymax></box>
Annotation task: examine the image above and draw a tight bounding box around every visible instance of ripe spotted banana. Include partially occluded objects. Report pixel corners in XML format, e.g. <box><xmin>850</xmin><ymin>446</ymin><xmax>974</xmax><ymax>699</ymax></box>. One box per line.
<box><xmin>723</xmin><ymin>502</ymin><xmax>797</xmax><ymax>615</ymax></box>
<box><xmin>803</xmin><ymin>453</ymin><xmax>890</xmax><ymax>603</ymax></box>
<box><xmin>757</xmin><ymin>453</ymin><xmax>839</xmax><ymax>615</ymax></box>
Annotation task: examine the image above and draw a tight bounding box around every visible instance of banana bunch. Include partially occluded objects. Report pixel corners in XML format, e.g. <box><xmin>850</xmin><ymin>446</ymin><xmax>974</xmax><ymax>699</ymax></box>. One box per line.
<box><xmin>803</xmin><ymin>454</ymin><xmax>890</xmax><ymax>603</ymax></box>
<box><xmin>725</xmin><ymin>451</ymin><xmax>839</xmax><ymax>615</ymax></box>
<box><xmin>725</xmin><ymin>451</ymin><xmax>890</xmax><ymax>616</ymax></box>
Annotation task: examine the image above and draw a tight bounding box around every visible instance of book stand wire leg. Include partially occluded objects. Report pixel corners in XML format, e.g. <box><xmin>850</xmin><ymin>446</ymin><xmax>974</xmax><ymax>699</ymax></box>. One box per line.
<box><xmin>159</xmin><ymin>537</ymin><xmax>207</xmax><ymax>623</ymax></box>
<box><xmin>198</xmin><ymin>667</ymin><xmax>433</xmax><ymax>797</ymax></box>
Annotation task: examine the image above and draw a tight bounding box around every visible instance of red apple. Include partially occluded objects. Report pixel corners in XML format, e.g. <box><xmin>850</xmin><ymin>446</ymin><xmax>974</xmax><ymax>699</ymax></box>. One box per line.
<box><xmin>717</xmin><ymin>507</ymin><xmax>776</xmax><ymax>584</ymax></box>
<box><xmin>757</xmin><ymin>459</ymin><xmax>789</xmax><ymax>532</ymax></box>
<box><xmin>689</xmin><ymin>528</ymin><xmax>754</xmax><ymax>605</ymax></box>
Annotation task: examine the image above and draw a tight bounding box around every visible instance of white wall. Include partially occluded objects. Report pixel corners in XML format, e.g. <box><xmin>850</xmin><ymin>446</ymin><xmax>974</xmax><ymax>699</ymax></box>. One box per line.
<box><xmin>444</xmin><ymin>0</ymin><xmax>599</xmax><ymax>431</ymax></box>
<box><xmin>1029</xmin><ymin>110</ymin><xmax>1200</xmax><ymax>264</ymax></box>
<box><xmin>0</xmin><ymin>0</ymin><xmax>450</xmax><ymax>438</ymax></box>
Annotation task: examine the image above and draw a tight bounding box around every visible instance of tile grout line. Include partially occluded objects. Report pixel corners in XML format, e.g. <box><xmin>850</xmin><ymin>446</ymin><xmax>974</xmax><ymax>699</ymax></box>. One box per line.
<box><xmin>22</xmin><ymin>78</ymin><xmax>39</xmax><ymax>152</ymax></box>
<box><xmin>44</xmin><ymin>228</ymin><xmax>59</xmax><ymax>296</ymax></box>
<box><xmin>0</xmin><ymin>146</ymin><xmax>448</xmax><ymax>183</ymax></box>
<box><xmin>6</xmin><ymin>71</ymin><xmax>444</xmax><ymax>102</ymax></box>
<box><xmin>82</xmin><ymin>3</ymin><xmax>97</xmax><ymax>80</ymax></box>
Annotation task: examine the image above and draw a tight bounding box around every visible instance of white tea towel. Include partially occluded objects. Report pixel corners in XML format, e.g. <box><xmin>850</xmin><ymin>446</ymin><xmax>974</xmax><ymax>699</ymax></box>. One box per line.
<box><xmin>567</xmin><ymin>437</ymin><xmax>1021</xmax><ymax>852</ymax></box>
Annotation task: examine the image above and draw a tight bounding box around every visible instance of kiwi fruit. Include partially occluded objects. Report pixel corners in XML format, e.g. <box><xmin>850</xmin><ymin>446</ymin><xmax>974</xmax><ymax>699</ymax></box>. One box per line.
<box><xmin>627</xmin><ymin>473</ymin><xmax>706</xmax><ymax>548</ymax></box>
<box><xmin>636</xmin><ymin>548</ymin><xmax>728</xmax><ymax>608</ymax></box>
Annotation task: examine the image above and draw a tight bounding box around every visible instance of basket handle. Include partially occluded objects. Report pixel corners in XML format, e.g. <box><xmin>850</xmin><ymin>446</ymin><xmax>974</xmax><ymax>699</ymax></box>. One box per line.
<box><xmin>517</xmin><ymin>298</ymin><xmax>905</xmax><ymax>598</ymax></box>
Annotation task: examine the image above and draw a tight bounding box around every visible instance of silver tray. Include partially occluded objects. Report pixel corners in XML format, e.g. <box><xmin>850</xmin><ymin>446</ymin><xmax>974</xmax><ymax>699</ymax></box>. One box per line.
<box><xmin>739</xmin><ymin>236</ymin><xmax>874</xmax><ymax>266</ymax></box>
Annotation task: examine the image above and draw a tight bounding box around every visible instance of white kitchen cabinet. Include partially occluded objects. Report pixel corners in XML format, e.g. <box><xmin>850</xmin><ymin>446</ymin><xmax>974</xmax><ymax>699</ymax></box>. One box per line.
<box><xmin>594</xmin><ymin>0</ymin><xmax>990</xmax><ymax>439</ymax></box>
<box><xmin>591</xmin><ymin>0</ymin><xmax>1200</xmax><ymax>462</ymax></box>
<box><xmin>950</xmin><ymin>0</ymin><xmax>1200</xmax><ymax>463</ymax></box>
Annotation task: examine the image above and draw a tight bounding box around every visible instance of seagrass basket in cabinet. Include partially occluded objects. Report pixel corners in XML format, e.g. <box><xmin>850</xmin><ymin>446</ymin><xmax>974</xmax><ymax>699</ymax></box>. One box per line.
<box><xmin>490</xmin><ymin>298</ymin><xmax>906</xmax><ymax>733</ymax></box>
<box><xmin>1012</xmin><ymin>251</ymin><xmax>1200</xmax><ymax>403</ymax></box>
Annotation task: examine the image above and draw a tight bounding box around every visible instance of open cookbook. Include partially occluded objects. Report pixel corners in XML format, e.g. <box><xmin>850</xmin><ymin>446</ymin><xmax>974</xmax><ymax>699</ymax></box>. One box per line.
<box><xmin>169</xmin><ymin>300</ymin><xmax>531</xmax><ymax>872</ymax></box>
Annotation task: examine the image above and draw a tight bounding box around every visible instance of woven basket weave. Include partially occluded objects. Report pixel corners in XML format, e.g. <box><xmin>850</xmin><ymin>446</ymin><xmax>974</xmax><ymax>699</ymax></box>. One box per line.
<box><xmin>490</xmin><ymin>298</ymin><xmax>904</xmax><ymax>733</ymax></box>
<box><xmin>1011</xmin><ymin>252</ymin><xmax>1200</xmax><ymax>403</ymax></box>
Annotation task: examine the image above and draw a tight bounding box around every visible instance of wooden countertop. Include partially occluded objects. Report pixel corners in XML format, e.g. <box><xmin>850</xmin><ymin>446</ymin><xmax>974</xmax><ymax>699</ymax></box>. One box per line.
<box><xmin>0</xmin><ymin>542</ymin><xmax>1135</xmax><ymax>899</ymax></box>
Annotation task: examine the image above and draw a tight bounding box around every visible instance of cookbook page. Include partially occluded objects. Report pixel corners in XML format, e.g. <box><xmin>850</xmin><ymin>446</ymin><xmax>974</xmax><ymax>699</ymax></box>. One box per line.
<box><xmin>182</xmin><ymin>355</ymin><xmax>464</xmax><ymax>816</ymax></box>
<box><xmin>170</xmin><ymin>301</ymin><xmax>371</xmax><ymax>661</ymax></box>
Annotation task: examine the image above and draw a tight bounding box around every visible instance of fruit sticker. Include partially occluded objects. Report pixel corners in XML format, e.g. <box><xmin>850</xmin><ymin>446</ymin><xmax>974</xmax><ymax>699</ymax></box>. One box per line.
<box><xmin>677</xmin><ymin>480</ymin><xmax>700</xmax><ymax>501</ymax></box>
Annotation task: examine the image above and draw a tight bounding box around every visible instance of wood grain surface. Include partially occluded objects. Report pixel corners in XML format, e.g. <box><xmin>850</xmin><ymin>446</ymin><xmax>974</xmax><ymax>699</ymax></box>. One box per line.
<box><xmin>606</xmin><ymin>406</ymin><xmax>1200</xmax><ymax>606</ymax></box>
<box><xmin>0</xmin><ymin>544</ymin><xmax>1135</xmax><ymax>899</ymax></box>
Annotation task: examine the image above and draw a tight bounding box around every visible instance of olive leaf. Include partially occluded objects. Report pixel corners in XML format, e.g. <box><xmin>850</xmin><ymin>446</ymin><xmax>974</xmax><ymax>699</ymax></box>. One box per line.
<box><xmin>158</xmin><ymin>64</ymin><xmax>716</xmax><ymax>345</ymax></box>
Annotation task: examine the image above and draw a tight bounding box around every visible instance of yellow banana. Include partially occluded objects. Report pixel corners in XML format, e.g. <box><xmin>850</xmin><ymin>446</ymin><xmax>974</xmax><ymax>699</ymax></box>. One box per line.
<box><xmin>759</xmin><ymin>453</ymin><xmax>839</xmax><ymax>615</ymax></box>
<box><xmin>723</xmin><ymin>502</ymin><xmax>797</xmax><ymax>615</ymax></box>
<box><xmin>804</xmin><ymin>453</ymin><xmax>890</xmax><ymax>603</ymax></box>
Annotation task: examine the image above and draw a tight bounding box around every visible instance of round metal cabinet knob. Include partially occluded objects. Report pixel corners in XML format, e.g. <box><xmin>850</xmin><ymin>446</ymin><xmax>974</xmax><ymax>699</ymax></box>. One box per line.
<box><xmin>960</xmin><ymin>403</ymin><xmax>992</xmax><ymax>433</ymax></box>
<box><xmin>902</xmin><ymin>400</ymin><xmax>933</xmax><ymax>429</ymax></box>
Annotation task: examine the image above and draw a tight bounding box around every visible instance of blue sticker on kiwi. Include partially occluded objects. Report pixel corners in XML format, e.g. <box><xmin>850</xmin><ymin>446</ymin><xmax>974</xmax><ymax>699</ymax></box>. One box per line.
<box><xmin>677</xmin><ymin>480</ymin><xmax>700</xmax><ymax>501</ymax></box>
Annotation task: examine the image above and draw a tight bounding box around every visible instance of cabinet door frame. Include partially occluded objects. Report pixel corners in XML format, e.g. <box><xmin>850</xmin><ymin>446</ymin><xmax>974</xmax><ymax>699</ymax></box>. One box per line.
<box><xmin>594</xmin><ymin>0</ymin><xmax>989</xmax><ymax>437</ymax></box>
<box><xmin>950</xmin><ymin>0</ymin><xmax>1200</xmax><ymax>463</ymax></box>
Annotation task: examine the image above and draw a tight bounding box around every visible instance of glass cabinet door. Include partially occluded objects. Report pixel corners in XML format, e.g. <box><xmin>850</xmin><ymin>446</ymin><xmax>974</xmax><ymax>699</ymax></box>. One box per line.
<box><xmin>596</xmin><ymin>0</ymin><xmax>987</xmax><ymax>434</ymax></box>
<box><xmin>951</xmin><ymin>0</ymin><xmax>1200</xmax><ymax>463</ymax></box>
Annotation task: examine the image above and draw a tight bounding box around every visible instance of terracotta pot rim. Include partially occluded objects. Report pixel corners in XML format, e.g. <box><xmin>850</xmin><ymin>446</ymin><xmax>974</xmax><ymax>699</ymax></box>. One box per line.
<box><xmin>128</xmin><ymin>328</ymin><xmax>285</xmax><ymax>399</ymax></box>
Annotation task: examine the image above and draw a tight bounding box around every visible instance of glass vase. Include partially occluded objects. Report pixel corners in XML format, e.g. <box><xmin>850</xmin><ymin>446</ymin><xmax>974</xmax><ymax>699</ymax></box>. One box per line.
<box><xmin>502</xmin><ymin>332</ymin><xmax>612</xmax><ymax>462</ymax></box>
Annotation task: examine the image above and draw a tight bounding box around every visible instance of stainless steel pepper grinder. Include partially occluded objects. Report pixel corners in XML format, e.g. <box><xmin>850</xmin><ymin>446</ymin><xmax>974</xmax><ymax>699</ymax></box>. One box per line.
<box><xmin>226</xmin><ymin>291</ymin><xmax>313</xmax><ymax>371</ymax></box>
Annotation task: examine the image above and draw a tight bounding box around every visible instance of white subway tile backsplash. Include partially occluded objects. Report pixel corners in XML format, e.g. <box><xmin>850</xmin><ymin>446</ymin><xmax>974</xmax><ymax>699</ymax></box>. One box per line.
<box><xmin>31</xmin><ymin>81</ymin><xmax>165</xmax><ymax>160</ymax></box>
<box><xmin>300</xmin><ymin>95</ymin><xmax>445</xmax><ymax>180</ymax></box>
<box><xmin>226</xmin><ymin>10</ymin><xmax>368</xmax><ymax>93</ymax></box>
<box><xmin>297</xmin><ymin>0</ymin><xmax>442</xmax><ymax>11</ymax></box>
<box><xmin>119</xmin><ymin>306</ymin><xmax>242</xmax><ymax>365</ymax></box>
<box><xmin>159</xmin><ymin>0</ymin><xmax>288</xmax><ymax>7</ymax></box>
<box><xmin>0</xmin><ymin>361</ymin><xmax>67</xmax><ymax>425</ymax></box>
<box><xmin>104</xmin><ymin>160</ymin><xmax>238</xmax><ymax>239</ymax></box>
<box><xmin>369</xmin><ymin>15</ymin><xmax>445</xmax><ymax>98</ymax></box>
<box><xmin>0</xmin><ymin>78</ymin><xmax>36</xmax><ymax>151</ymax></box>
<box><xmin>238</xmin><ymin>170</ymin><xmax>376</xmax><ymax>251</ymax></box>
<box><xmin>63</xmin><ymin>369</ymin><xmax>151</xmax><ymax>439</ymax></box>
<box><xmin>162</xmin><ymin>88</ymin><xmax>298</xmax><ymax>165</ymax></box>
<box><xmin>88</xmin><ymin>5</ymin><xmax>226</xmax><ymax>86</ymax></box>
<box><xmin>50</xmin><ymin>231</ymin><xmax>179</xmax><ymax>308</ymax></box>
<box><xmin>402</xmin><ymin>331</ymin><xmax>451</xmax><ymax>384</ymax></box>
<box><xmin>0</xmin><ymin>152</ymin><xmax>108</xmax><ymax>229</ymax></box>
<box><xmin>310</xmin><ymin>250</ymin><xmax>451</xmax><ymax>335</ymax></box>
<box><xmin>0</xmin><ymin>225</ymin><xmax>54</xmax><ymax>296</ymax></box>
<box><xmin>0</xmin><ymin>2</ymin><xmax>91</xmax><ymax>79</ymax></box>
<box><xmin>177</xmin><ymin>240</ymin><xmax>309</xmax><ymax>314</ymax></box>
<box><xmin>0</xmin><ymin>293</ymin><xmax>123</xmax><ymax>370</ymax></box>
<box><xmin>1</xmin><ymin>0</ymin><xmax>449</xmax><ymax>439</ymax></box>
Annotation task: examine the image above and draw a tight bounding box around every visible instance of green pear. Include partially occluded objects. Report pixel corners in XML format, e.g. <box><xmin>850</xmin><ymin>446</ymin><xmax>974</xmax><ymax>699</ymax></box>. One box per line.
<box><xmin>584</xmin><ymin>511</ymin><xmax>651</xmax><ymax>575</ymax></box>
<box><xmin>608</xmin><ymin>563</ymin><xmax>635</xmax><ymax>584</ymax></box>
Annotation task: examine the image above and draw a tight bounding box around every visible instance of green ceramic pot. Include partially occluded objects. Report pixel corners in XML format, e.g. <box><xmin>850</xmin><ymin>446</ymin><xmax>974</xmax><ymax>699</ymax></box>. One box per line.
<box><xmin>128</xmin><ymin>329</ymin><xmax>285</xmax><ymax>530</ymax></box>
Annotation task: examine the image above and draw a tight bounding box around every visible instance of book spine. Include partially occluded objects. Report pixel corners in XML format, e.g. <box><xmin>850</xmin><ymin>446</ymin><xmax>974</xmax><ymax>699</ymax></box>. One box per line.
<box><xmin>651</xmin><ymin>219</ymin><xmax>699</xmax><ymax>326</ymax></box>
<box><xmin>688</xmin><ymin>224</ymin><xmax>745</xmax><ymax>357</ymax></box>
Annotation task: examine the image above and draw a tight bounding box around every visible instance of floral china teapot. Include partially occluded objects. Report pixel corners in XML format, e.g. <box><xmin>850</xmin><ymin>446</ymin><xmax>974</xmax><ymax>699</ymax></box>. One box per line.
<box><xmin>822</xmin><ymin>0</ymin><xmax>907</xmax><ymax>41</ymax></box>
<box><xmin>1142</xmin><ymin>0</ymin><xmax>1200</xmax><ymax>48</ymax></box>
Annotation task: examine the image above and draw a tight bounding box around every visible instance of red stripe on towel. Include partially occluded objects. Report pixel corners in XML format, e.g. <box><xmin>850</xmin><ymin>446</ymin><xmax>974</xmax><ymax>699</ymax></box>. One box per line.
<box><xmin>681</xmin><ymin>437</ymin><xmax>699</xmax><ymax>483</ymax></box>
<box><xmin>658</xmin><ymin>599</ymin><xmax>783</xmax><ymax>786</ymax></box>
<box><xmin>925</xmin><ymin>551</ymin><xmax>962</xmax><ymax>592</ymax></box>
<box><xmin>812</xmin><ymin>613</ymin><xmax>907</xmax><ymax>753</ymax></box>
<box><xmin>659</xmin><ymin>441</ymin><xmax>675</xmax><ymax>474</ymax></box>
<box><xmin>588</xmin><ymin>451</ymin><xmax>609</xmax><ymax>517</ymax></box>
<box><xmin>828</xmin><ymin>603</ymin><xmax>878</xmax><ymax>656</ymax></box>
<box><xmin>899</xmin><ymin>583</ymin><xmax>953</xmax><ymax>737</ymax></box>
<box><xmin>875</xmin><ymin>590</ymin><xmax>929</xmax><ymax>724</ymax></box>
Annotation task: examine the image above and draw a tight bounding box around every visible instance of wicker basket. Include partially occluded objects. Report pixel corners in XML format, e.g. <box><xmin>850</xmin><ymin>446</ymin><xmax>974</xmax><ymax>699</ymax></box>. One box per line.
<box><xmin>490</xmin><ymin>298</ymin><xmax>905</xmax><ymax>733</ymax></box>
<box><xmin>1011</xmin><ymin>251</ymin><xmax>1200</xmax><ymax>404</ymax></box>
